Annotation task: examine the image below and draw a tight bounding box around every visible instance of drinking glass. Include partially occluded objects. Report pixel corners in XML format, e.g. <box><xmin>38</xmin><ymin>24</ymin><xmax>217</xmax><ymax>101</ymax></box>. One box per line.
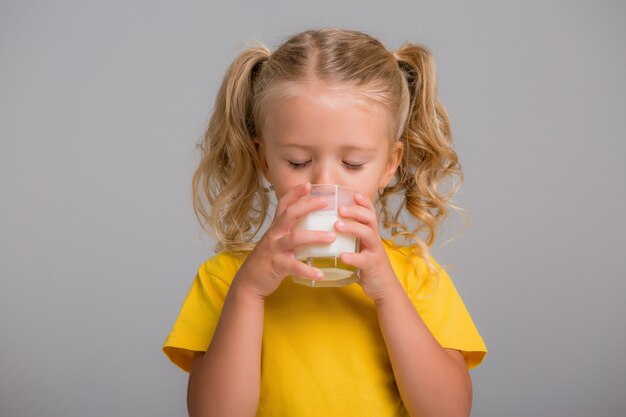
<box><xmin>292</xmin><ymin>184</ymin><xmax>360</xmax><ymax>287</ymax></box>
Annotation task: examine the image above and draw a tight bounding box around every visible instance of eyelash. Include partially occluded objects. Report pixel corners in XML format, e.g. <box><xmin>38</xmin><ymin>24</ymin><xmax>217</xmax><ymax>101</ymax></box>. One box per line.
<box><xmin>288</xmin><ymin>161</ymin><xmax>364</xmax><ymax>171</ymax></box>
<box><xmin>344</xmin><ymin>162</ymin><xmax>364</xmax><ymax>171</ymax></box>
<box><xmin>288</xmin><ymin>161</ymin><xmax>309</xmax><ymax>169</ymax></box>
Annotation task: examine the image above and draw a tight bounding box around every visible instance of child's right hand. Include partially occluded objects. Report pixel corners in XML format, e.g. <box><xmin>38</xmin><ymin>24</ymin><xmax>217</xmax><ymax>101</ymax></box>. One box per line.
<box><xmin>233</xmin><ymin>182</ymin><xmax>336</xmax><ymax>299</ymax></box>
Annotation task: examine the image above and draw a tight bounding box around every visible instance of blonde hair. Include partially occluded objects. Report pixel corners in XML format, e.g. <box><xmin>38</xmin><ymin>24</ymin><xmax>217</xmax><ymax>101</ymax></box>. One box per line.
<box><xmin>192</xmin><ymin>27</ymin><xmax>465</xmax><ymax>278</ymax></box>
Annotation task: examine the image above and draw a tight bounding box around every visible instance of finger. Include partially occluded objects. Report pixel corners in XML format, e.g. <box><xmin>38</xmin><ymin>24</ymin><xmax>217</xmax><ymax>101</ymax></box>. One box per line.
<box><xmin>289</xmin><ymin>258</ymin><xmax>324</xmax><ymax>281</ymax></box>
<box><xmin>354</xmin><ymin>192</ymin><xmax>375</xmax><ymax>210</ymax></box>
<box><xmin>338</xmin><ymin>204</ymin><xmax>378</xmax><ymax>230</ymax></box>
<box><xmin>338</xmin><ymin>251</ymin><xmax>368</xmax><ymax>270</ymax></box>
<box><xmin>275</xmin><ymin>182</ymin><xmax>311</xmax><ymax>216</ymax></box>
<box><xmin>274</xmin><ymin>193</ymin><xmax>330</xmax><ymax>232</ymax></box>
<box><xmin>334</xmin><ymin>219</ymin><xmax>378</xmax><ymax>249</ymax></box>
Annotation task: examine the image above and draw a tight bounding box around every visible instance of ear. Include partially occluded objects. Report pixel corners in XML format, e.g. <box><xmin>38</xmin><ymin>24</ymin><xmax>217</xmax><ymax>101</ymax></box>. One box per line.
<box><xmin>379</xmin><ymin>140</ymin><xmax>404</xmax><ymax>189</ymax></box>
<box><xmin>252</xmin><ymin>137</ymin><xmax>271</xmax><ymax>182</ymax></box>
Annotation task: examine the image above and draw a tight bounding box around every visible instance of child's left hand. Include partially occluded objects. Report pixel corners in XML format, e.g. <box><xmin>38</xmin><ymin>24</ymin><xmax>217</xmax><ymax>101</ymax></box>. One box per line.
<box><xmin>334</xmin><ymin>193</ymin><xmax>400</xmax><ymax>303</ymax></box>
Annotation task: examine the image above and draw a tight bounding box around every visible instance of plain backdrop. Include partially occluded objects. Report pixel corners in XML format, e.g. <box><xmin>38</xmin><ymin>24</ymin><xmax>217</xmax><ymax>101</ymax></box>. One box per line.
<box><xmin>1</xmin><ymin>1</ymin><xmax>625</xmax><ymax>416</ymax></box>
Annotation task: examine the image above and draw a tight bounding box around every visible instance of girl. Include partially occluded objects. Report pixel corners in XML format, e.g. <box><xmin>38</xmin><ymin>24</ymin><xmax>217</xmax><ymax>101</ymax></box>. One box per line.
<box><xmin>163</xmin><ymin>27</ymin><xmax>487</xmax><ymax>417</ymax></box>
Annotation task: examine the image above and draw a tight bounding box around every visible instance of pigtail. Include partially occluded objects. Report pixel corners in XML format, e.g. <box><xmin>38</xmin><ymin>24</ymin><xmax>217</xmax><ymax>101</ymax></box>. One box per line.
<box><xmin>384</xmin><ymin>44</ymin><xmax>465</xmax><ymax>277</ymax></box>
<box><xmin>192</xmin><ymin>44</ymin><xmax>271</xmax><ymax>253</ymax></box>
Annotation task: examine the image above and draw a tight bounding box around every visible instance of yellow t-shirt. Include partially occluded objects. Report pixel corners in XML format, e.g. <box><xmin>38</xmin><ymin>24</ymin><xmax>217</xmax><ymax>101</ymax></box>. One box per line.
<box><xmin>163</xmin><ymin>239</ymin><xmax>487</xmax><ymax>416</ymax></box>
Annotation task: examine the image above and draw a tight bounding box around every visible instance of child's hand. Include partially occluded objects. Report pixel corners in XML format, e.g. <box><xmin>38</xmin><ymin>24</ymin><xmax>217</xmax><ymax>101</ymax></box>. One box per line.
<box><xmin>335</xmin><ymin>193</ymin><xmax>399</xmax><ymax>302</ymax></box>
<box><xmin>234</xmin><ymin>182</ymin><xmax>336</xmax><ymax>299</ymax></box>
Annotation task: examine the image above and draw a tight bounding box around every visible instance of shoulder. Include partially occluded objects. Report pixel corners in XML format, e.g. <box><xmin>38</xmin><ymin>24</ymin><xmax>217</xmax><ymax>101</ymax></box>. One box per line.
<box><xmin>382</xmin><ymin>239</ymin><xmax>487</xmax><ymax>368</ymax></box>
<box><xmin>382</xmin><ymin>238</ymin><xmax>440</xmax><ymax>276</ymax></box>
<box><xmin>197</xmin><ymin>250</ymin><xmax>251</xmax><ymax>286</ymax></box>
<box><xmin>381</xmin><ymin>238</ymin><xmax>449</xmax><ymax>298</ymax></box>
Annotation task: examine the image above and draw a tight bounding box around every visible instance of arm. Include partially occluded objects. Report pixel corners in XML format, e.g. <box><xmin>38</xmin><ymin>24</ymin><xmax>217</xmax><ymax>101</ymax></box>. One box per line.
<box><xmin>334</xmin><ymin>194</ymin><xmax>472</xmax><ymax>417</ymax></box>
<box><xmin>187</xmin><ymin>278</ymin><xmax>265</xmax><ymax>417</ymax></box>
<box><xmin>186</xmin><ymin>183</ymin><xmax>335</xmax><ymax>417</ymax></box>
<box><xmin>375</xmin><ymin>278</ymin><xmax>472</xmax><ymax>417</ymax></box>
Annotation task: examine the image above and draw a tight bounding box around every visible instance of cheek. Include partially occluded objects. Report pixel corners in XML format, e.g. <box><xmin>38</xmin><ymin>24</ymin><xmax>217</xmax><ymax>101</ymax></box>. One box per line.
<box><xmin>264</xmin><ymin>157</ymin><xmax>289</xmax><ymax>184</ymax></box>
<box><xmin>366</xmin><ymin>191</ymin><xmax>378</xmax><ymax>205</ymax></box>
<box><xmin>272</xmin><ymin>181</ymin><xmax>301</xmax><ymax>200</ymax></box>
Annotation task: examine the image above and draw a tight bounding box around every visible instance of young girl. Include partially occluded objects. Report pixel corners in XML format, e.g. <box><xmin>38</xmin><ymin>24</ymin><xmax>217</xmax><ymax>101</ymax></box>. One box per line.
<box><xmin>163</xmin><ymin>27</ymin><xmax>487</xmax><ymax>417</ymax></box>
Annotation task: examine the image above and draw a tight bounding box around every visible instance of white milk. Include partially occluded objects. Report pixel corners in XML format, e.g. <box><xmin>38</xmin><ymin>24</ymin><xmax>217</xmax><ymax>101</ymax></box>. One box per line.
<box><xmin>294</xmin><ymin>211</ymin><xmax>357</xmax><ymax>259</ymax></box>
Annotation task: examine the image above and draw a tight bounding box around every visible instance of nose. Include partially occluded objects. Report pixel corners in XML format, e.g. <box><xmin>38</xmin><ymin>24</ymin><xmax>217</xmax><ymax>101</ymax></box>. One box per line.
<box><xmin>311</xmin><ymin>161</ymin><xmax>335</xmax><ymax>185</ymax></box>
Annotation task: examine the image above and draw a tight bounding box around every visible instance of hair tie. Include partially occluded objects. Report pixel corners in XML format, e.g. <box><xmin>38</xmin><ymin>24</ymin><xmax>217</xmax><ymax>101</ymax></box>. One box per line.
<box><xmin>396</xmin><ymin>59</ymin><xmax>417</xmax><ymax>101</ymax></box>
<box><xmin>397</xmin><ymin>60</ymin><xmax>417</xmax><ymax>86</ymax></box>
<box><xmin>251</xmin><ymin>57</ymin><xmax>268</xmax><ymax>82</ymax></box>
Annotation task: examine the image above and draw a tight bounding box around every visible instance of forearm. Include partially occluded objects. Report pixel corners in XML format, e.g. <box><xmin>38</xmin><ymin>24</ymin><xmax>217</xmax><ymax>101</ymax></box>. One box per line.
<box><xmin>375</xmin><ymin>280</ymin><xmax>472</xmax><ymax>417</ymax></box>
<box><xmin>187</xmin><ymin>277</ymin><xmax>265</xmax><ymax>417</ymax></box>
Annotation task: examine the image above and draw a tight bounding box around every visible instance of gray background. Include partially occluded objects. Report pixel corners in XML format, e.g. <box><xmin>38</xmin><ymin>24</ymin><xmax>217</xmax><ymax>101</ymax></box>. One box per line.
<box><xmin>1</xmin><ymin>1</ymin><xmax>624</xmax><ymax>416</ymax></box>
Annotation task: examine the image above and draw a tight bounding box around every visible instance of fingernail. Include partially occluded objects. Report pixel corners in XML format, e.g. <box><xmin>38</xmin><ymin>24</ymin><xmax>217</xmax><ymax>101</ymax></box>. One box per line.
<box><xmin>326</xmin><ymin>231</ymin><xmax>336</xmax><ymax>239</ymax></box>
<box><xmin>315</xmin><ymin>269</ymin><xmax>324</xmax><ymax>279</ymax></box>
<box><xmin>336</xmin><ymin>221</ymin><xmax>345</xmax><ymax>228</ymax></box>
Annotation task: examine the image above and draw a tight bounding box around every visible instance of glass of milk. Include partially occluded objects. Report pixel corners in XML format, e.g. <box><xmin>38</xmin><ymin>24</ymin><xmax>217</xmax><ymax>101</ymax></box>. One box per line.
<box><xmin>292</xmin><ymin>184</ymin><xmax>360</xmax><ymax>287</ymax></box>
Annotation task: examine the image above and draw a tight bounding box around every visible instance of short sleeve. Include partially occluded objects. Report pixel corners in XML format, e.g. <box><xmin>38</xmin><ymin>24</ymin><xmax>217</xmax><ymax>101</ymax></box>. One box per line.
<box><xmin>162</xmin><ymin>259</ymin><xmax>233</xmax><ymax>372</ymax></box>
<box><xmin>412</xmin><ymin>256</ymin><xmax>487</xmax><ymax>370</ymax></box>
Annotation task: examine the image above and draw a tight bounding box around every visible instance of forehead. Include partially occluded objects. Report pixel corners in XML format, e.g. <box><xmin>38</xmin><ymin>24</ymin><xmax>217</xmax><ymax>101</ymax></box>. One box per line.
<box><xmin>262</xmin><ymin>82</ymin><xmax>394</xmax><ymax>148</ymax></box>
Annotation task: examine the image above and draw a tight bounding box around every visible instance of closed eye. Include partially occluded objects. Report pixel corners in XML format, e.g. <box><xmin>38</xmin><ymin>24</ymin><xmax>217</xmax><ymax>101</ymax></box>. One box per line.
<box><xmin>288</xmin><ymin>160</ymin><xmax>311</xmax><ymax>169</ymax></box>
<box><xmin>343</xmin><ymin>162</ymin><xmax>364</xmax><ymax>171</ymax></box>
